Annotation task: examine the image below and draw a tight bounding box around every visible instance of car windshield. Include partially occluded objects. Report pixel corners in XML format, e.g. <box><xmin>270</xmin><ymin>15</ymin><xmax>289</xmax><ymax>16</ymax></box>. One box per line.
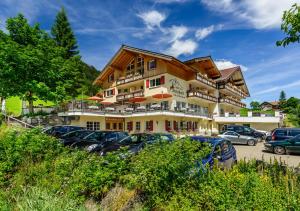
<box><xmin>84</xmin><ymin>132</ymin><xmax>106</xmax><ymax>140</ymax></box>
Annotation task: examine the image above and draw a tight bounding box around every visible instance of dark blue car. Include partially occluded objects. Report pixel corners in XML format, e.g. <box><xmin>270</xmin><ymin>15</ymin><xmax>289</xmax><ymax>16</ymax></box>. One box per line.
<box><xmin>190</xmin><ymin>136</ymin><xmax>237</xmax><ymax>170</ymax></box>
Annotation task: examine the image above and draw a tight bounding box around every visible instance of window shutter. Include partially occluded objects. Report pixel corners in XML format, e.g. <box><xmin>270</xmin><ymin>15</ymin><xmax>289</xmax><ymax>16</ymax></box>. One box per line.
<box><xmin>149</xmin><ymin>120</ymin><xmax>153</xmax><ymax>131</ymax></box>
<box><xmin>104</xmin><ymin>91</ymin><xmax>106</xmax><ymax>97</ymax></box>
<box><xmin>189</xmin><ymin>84</ymin><xmax>192</xmax><ymax>90</ymax></box>
<box><xmin>112</xmin><ymin>88</ymin><xmax>115</xmax><ymax>95</ymax></box>
<box><xmin>147</xmin><ymin>61</ymin><xmax>150</xmax><ymax>70</ymax></box>
<box><xmin>165</xmin><ymin>120</ymin><xmax>169</xmax><ymax>131</ymax></box>
<box><xmin>146</xmin><ymin>80</ymin><xmax>150</xmax><ymax>88</ymax></box>
<box><xmin>173</xmin><ymin>121</ymin><xmax>177</xmax><ymax>131</ymax></box>
<box><xmin>160</xmin><ymin>76</ymin><xmax>165</xmax><ymax>84</ymax></box>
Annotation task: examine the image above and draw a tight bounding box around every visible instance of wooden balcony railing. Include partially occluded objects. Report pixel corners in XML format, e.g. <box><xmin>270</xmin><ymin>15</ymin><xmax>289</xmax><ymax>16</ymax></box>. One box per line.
<box><xmin>187</xmin><ymin>90</ymin><xmax>217</xmax><ymax>102</ymax></box>
<box><xmin>225</xmin><ymin>84</ymin><xmax>247</xmax><ymax>98</ymax></box>
<box><xmin>219</xmin><ymin>97</ymin><xmax>246</xmax><ymax>108</ymax></box>
<box><xmin>116</xmin><ymin>74</ymin><xmax>144</xmax><ymax>85</ymax></box>
<box><xmin>196</xmin><ymin>73</ymin><xmax>217</xmax><ymax>88</ymax></box>
<box><xmin>116</xmin><ymin>89</ymin><xmax>144</xmax><ymax>101</ymax></box>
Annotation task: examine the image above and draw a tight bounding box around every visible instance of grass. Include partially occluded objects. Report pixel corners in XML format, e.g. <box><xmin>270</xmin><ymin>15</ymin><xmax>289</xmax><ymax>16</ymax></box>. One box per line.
<box><xmin>5</xmin><ymin>95</ymin><xmax>90</xmax><ymax>116</ymax></box>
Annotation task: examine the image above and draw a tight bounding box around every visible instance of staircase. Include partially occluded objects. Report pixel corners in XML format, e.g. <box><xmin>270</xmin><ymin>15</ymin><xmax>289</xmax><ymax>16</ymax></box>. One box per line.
<box><xmin>2</xmin><ymin>113</ymin><xmax>35</xmax><ymax>129</ymax></box>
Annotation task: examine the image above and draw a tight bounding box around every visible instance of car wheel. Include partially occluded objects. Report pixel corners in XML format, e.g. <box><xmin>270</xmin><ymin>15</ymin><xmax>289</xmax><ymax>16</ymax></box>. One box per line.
<box><xmin>274</xmin><ymin>146</ymin><xmax>286</xmax><ymax>155</ymax></box>
<box><xmin>247</xmin><ymin>140</ymin><xmax>255</xmax><ymax>146</ymax></box>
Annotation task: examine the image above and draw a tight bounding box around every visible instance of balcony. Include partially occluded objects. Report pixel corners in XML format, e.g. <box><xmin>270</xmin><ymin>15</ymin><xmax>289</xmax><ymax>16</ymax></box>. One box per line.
<box><xmin>195</xmin><ymin>73</ymin><xmax>217</xmax><ymax>89</ymax></box>
<box><xmin>116</xmin><ymin>89</ymin><xmax>144</xmax><ymax>101</ymax></box>
<box><xmin>219</xmin><ymin>97</ymin><xmax>246</xmax><ymax>108</ymax></box>
<box><xmin>224</xmin><ymin>84</ymin><xmax>247</xmax><ymax>98</ymax></box>
<box><xmin>187</xmin><ymin>90</ymin><xmax>217</xmax><ymax>103</ymax></box>
<box><xmin>116</xmin><ymin>74</ymin><xmax>144</xmax><ymax>85</ymax></box>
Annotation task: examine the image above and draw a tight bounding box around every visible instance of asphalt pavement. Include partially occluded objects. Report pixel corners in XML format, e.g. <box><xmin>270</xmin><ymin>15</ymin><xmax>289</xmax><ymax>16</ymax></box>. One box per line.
<box><xmin>234</xmin><ymin>142</ymin><xmax>300</xmax><ymax>167</ymax></box>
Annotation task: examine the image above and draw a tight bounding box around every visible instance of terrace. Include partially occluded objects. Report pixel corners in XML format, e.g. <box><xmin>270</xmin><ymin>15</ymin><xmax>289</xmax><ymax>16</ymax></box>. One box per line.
<box><xmin>60</xmin><ymin>100</ymin><xmax>212</xmax><ymax>119</ymax></box>
<box><xmin>219</xmin><ymin>97</ymin><xmax>246</xmax><ymax>108</ymax></box>
<box><xmin>195</xmin><ymin>73</ymin><xmax>217</xmax><ymax>89</ymax></box>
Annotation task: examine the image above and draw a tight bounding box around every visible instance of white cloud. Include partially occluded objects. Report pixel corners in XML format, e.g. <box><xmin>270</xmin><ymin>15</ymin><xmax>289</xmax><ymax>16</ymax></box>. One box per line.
<box><xmin>165</xmin><ymin>25</ymin><xmax>188</xmax><ymax>43</ymax></box>
<box><xmin>201</xmin><ymin>0</ymin><xmax>300</xmax><ymax>29</ymax></box>
<box><xmin>137</xmin><ymin>10</ymin><xmax>166</xmax><ymax>30</ymax></box>
<box><xmin>214</xmin><ymin>59</ymin><xmax>248</xmax><ymax>71</ymax></box>
<box><xmin>255</xmin><ymin>79</ymin><xmax>300</xmax><ymax>95</ymax></box>
<box><xmin>165</xmin><ymin>39</ymin><xmax>198</xmax><ymax>57</ymax></box>
<box><xmin>195</xmin><ymin>24</ymin><xmax>223</xmax><ymax>40</ymax></box>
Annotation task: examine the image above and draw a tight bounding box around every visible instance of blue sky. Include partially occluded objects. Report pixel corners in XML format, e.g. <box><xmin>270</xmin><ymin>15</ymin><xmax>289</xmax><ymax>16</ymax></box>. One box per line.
<box><xmin>1</xmin><ymin>0</ymin><xmax>300</xmax><ymax>104</ymax></box>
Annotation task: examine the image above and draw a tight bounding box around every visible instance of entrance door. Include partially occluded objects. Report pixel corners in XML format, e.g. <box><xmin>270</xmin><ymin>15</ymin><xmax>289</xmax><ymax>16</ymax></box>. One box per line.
<box><xmin>105</xmin><ymin>117</ymin><xmax>124</xmax><ymax>131</ymax></box>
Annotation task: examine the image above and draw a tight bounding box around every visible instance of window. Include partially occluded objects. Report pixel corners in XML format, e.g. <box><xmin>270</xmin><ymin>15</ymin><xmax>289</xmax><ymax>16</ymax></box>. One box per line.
<box><xmin>126</xmin><ymin>59</ymin><xmax>135</xmax><ymax>76</ymax></box>
<box><xmin>289</xmin><ymin>130</ymin><xmax>300</xmax><ymax>136</ymax></box>
<box><xmin>108</xmin><ymin>73</ymin><xmax>114</xmax><ymax>82</ymax></box>
<box><xmin>136</xmin><ymin>122</ymin><xmax>141</xmax><ymax>131</ymax></box>
<box><xmin>136</xmin><ymin>57</ymin><xmax>144</xmax><ymax>74</ymax></box>
<box><xmin>150</xmin><ymin>77</ymin><xmax>161</xmax><ymax>88</ymax></box>
<box><xmin>113</xmin><ymin>123</ymin><xmax>117</xmax><ymax>130</ymax></box>
<box><xmin>106</xmin><ymin>123</ymin><xmax>111</xmax><ymax>130</ymax></box>
<box><xmin>225</xmin><ymin>131</ymin><xmax>237</xmax><ymax>136</ymax></box>
<box><xmin>274</xmin><ymin>129</ymin><xmax>287</xmax><ymax>136</ymax></box>
<box><xmin>119</xmin><ymin>123</ymin><xmax>123</xmax><ymax>130</ymax></box>
<box><xmin>106</xmin><ymin>89</ymin><xmax>114</xmax><ymax>97</ymax></box>
<box><xmin>86</xmin><ymin>122</ymin><xmax>100</xmax><ymax>131</ymax></box>
<box><xmin>148</xmin><ymin>59</ymin><xmax>156</xmax><ymax>70</ymax></box>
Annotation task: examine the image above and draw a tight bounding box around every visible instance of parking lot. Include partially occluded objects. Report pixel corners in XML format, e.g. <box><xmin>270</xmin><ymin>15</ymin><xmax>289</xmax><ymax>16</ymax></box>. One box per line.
<box><xmin>235</xmin><ymin>142</ymin><xmax>300</xmax><ymax>167</ymax></box>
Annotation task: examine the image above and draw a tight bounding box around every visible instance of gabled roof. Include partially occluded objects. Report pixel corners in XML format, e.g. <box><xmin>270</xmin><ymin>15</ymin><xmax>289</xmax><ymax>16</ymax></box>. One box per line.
<box><xmin>216</xmin><ymin>66</ymin><xmax>240</xmax><ymax>81</ymax></box>
<box><xmin>184</xmin><ymin>56</ymin><xmax>221</xmax><ymax>78</ymax></box>
<box><xmin>94</xmin><ymin>45</ymin><xmax>196</xmax><ymax>84</ymax></box>
<box><xmin>261</xmin><ymin>101</ymin><xmax>279</xmax><ymax>106</ymax></box>
<box><xmin>216</xmin><ymin>66</ymin><xmax>250</xmax><ymax>96</ymax></box>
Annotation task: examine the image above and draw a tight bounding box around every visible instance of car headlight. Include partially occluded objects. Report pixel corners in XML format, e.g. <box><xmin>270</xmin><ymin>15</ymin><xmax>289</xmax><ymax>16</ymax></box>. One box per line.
<box><xmin>87</xmin><ymin>144</ymin><xmax>98</xmax><ymax>151</ymax></box>
<box><xmin>264</xmin><ymin>143</ymin><xmax>271</xmax><ymax>147</ymax></box>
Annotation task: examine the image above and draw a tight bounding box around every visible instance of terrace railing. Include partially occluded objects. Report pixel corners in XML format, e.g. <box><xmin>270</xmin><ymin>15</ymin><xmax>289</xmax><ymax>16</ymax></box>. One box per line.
<box><xmin>195</xmin><ymin>73</ymin><xmax>217</xmax><ymax>88</ymax></box>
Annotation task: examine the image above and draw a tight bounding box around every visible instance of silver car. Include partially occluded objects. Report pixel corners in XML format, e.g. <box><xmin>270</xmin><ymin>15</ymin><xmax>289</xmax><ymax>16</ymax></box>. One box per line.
<box><xmin>218</xmin><ymin>131</ymin><xmax>258</xmax><ymax>146</ymax></box>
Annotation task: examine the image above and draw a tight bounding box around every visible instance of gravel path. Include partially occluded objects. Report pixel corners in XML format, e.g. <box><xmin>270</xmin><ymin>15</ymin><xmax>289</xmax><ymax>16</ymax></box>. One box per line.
<box><xmin>234</xmin><ymin>142</ymin><xmax>300</xmax><ymax>167</ymax></box>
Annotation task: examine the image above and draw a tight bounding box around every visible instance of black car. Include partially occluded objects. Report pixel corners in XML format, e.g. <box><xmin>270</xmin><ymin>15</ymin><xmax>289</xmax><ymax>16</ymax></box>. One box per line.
<box><xmin>71</xmin><ymin>131</ymin><xmax>129</xmax><ymax>150</ymax></box>
<box><xmin>266</xmin><ymin>128</ymin><xmax>300</xmax><ymax>142</ymax></box>
<box><xmin>264</xmin><ymin>134</ymin><xmax>300</xmax><ymax>155</ymax></box>
<box><xmin>60</xmin><ymin>130</ymin><xmax>93</xmax><ymax>146</ymax></box>
<box><xmin>43</xmin><ymin>125</ymin><xmax>84</xmax><ymax>138</ymax></box>
<box><xmin>89</xmin><ymin>133</ymin><xmax>175</xmax><ymax>155</ymax></box>
<box><xmin>222</xmin><ymin>125</ymin><xmax>265</xmax><ymax>141</ymax></box>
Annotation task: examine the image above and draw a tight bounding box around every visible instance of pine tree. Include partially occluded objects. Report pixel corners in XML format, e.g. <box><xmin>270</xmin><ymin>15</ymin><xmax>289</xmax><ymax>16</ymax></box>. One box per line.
<box><xmin>279</xmin><ymin>90</ymin><xmax>287</xmax><ymax>110</ymax></box>
<box><xmin>51</xmin><ymin>7</ymin><xmax>79</xmax><ymax>58</ymax></box>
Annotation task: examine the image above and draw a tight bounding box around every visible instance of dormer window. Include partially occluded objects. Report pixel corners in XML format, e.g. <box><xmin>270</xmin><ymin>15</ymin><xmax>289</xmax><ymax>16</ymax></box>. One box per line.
<box><xmin>136</xmin><ymin>57</ymin><xmax>144</xmax><ymax>75</ymax></box>
<box><xmin>126</xmin><ymin>59</ymin><xmax>135</xmax><ymax>76</ymax></box>
<box><xmin>148</xmin><ymin>59</ymin><xmax>157</xmax><ymax>70</ymax></box>
<box><xmin>108</xmin><ymin>73</ymin><xmax>114</xmax><ymax>82</ymax></box>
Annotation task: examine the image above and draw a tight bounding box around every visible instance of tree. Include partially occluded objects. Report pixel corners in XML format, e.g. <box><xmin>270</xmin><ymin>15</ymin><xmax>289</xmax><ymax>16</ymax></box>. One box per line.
<box><xmin>279</xmin><ymin>90</ymin><xmax>287</xmax><ymax>110</ymax></box>
<box><xmin>51</xmin><ymin>7</ymin><xmax>79</xmax><ymax>59</ymax></box>
<box><xmin>250</xmin><ymin>101</ymin><xmax>261</xmax><ymax>110</ymax></box>
<box><xmin>277</xmin><ymin>4</ymin><xmax>300</xmax><ymax>47</ymax></box>
<box><xmin>0</xmin><ymin>14</ymin><xmax>81</xmax><ymax>113</ymax></box>
<box><xmin>282</xmin><ymin>97</ymin><xmax>300</xmax><ymax>113</ymax></box>
<box><xmin>288</xmin><ymin>104</ymin><xmax>300</xmax><ymax>127</ymax></box>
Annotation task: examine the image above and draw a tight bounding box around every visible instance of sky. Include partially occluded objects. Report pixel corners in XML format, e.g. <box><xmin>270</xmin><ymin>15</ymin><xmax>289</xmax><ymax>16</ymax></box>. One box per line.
<box><xmin>0</xmin><ymin>0</ymin><xmax>300</xmax><ymax>105</ymax></box>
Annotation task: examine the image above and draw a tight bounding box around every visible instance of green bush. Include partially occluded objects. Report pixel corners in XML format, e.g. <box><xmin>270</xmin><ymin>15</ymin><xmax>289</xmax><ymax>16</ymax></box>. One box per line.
<box><xmin>0</xmin><ymin>126</ymin><xmax>300</xmax><ymax>210</ymax></box>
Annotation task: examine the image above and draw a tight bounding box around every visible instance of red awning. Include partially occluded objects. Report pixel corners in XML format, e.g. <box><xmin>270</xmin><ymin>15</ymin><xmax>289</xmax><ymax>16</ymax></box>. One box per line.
<box><xmin>152</xmin><ymin>93</ymin><xmax>172</xmax><ymax>99</ymax></box>
<box><xmin>87</xmin><ymin>96</ymin><xmax>103</xmax><ymax>101</ymax></box>
<box><xmin>128</xmin><ymin>97</ymin><xmax>146</xmax><ymax>103</ymax></box>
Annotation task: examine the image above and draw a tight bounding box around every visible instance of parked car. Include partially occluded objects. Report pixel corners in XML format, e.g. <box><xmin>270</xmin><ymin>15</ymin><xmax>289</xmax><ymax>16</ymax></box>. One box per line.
<box><xmin>89</xmin><ymin>133</ymin><xmax>175</xmax><ymax>155</ymax></box>
<box><xmin>59</xmin><ymin>130</ymin><xmax>93</xmax><ymax>146</ymax></box>
<box><xmin>266</xmin><ymin>128</ymin><xmax>300</xmax><ymax>142</ymax></box>
<box><xmin>43</xmin><ymin>125</ymin><xmax>84</xmax><ymax>138</ymax></box>
<box><xmin>222</xmin><ymin>125</ymin><xmax>265</xmax><ymax>141</ymax></box>
<box><xmin>190</xmin><ymin>136</ymin><xmax>237</xmax><ymax>169</ymax></box>
<box><xmin>264</xmin><ymin>134</ymin><xmax>300</xmax><ymax>155</ymax></box>
<box><xmin>72</xmin><ymin>131</ymin><xmax>129</xmax><ymax>150</ymax></box>
<box><xmin>218</xmin><ymin>131</ymin><xmax>258</xmax><ymax>146</ymax></box>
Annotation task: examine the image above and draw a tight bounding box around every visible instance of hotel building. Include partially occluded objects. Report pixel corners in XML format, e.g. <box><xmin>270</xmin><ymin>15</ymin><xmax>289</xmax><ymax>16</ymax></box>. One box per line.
<box><xmin>60</xmin><ymin>45</ymin><xmax>282</xmax><ymax>135</ymax></box>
